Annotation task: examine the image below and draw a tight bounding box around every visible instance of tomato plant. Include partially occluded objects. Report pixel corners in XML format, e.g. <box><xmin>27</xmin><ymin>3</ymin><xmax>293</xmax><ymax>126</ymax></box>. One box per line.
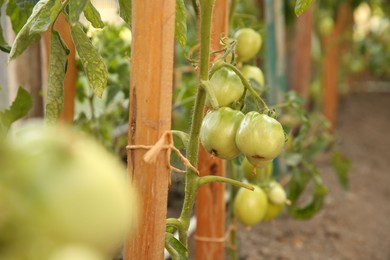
<box><xmin>0</xmin><ymin>0</ymin><xmax>353</xmax><ymax>259</ymax></box>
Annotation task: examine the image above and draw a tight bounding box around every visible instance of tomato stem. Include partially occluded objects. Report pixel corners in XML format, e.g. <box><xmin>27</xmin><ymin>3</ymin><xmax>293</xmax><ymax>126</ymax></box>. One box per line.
<box><xmin>200</xmin><ymin>80</ymin><xmax>219</xmax><ymax>109</ymax></box>
<box><xmin>197</xmin><ymin>175</ymin><xmax>254</xmax><ymax>191</ymax></box>
<box><xmin>177</xmin><ymin>0</ymin><xmax>215</xmax><ymax>249</ymax></box>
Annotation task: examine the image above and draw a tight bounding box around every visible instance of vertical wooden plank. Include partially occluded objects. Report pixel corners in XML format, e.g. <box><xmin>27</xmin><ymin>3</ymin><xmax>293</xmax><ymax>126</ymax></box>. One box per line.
<box><xmin>322</xmin><ymin>2</ymin><xmax>353</xmax><ymax>128</ymax></box>
<box><xmin>125</xmin><ymin>0</ymin><xmax>176</xmax><ymax>259</ymax></box>
<box><xmin>290</xmin><ymin>5</ymin><xmax>315</xmax><ymax>100</ymax></box>
<box><xmin>43</xmin><ymin>14</ymin><xmax>77</xmax><ymax>123</ymax></box>
<box><xmin>195</xmin><ymin>0</ymin><xmax>227</xmax><ymax>259</ymax></box>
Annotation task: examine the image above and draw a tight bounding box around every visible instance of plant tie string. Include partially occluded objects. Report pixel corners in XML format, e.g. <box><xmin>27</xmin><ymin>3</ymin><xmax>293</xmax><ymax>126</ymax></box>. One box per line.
<box><xmin>126</xmin><ymin>131</ymin><xmax>199</xmax><ymax>179</ymax></box>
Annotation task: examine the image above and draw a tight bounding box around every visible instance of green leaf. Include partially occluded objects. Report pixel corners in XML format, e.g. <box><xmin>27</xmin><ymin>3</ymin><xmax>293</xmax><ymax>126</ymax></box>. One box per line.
<box><xmin>295</xmin><ymin>0</ymin><xmax>313</xmax><ymax>17</ymax></box>
<box><xmin>118</xmin><ymin>0</ymin><xmax>131</xmax><ymax>25</ymax></box>
<box><xmin>8</xmin><ymin>0</ymin><xmax>61</xmax><ymax>60</ymax></box>
<box><xmin>69</xmin><ymin>0</ymin><xmax>87</xmax><ymax>25</ymax></box>
<box><xmin>45</xmin><ymin>30</ymin><xmax>69</xmax><ymax>124</ymax></box>
<box><xmin>84</xmin><ymin>1</ymin><xmax>104</xmax><ymax>29</ymax></box>
<box><xmin>331</xmin><ymin>151</ymin><xmax>350</xmax><ymax>189</ymax></box>
<box><xmin>6</xmin><ymin>0</ymin><xmax>35</xmax><ymax>34</ymax></box>
<box><xmin>165</xmin><ymin>232</ymin><xmax>188</xmax><ymax>260</ymax></box>
<box><xmin>175</xmin><ymin>0</ymin><xmax>187</xmax><ymax>48</ymax></box>
<box><xmin>288</xmin><ymin>168</ymin><xmax>328</xmax><ymax>219</ymax></box>
<box><xmin>0</xmin><ymin>87</ymin><xmax>32</xmax><ymax>131</ymax></box>
<box><xmin>0</xmin><ymin>0</ymin><xmax>11</xmax><ymax>52</ymax></box>
<box><xmin>71</xmin><ymin>23</ymin><xmax>107</xmax><ymax>97</ymax></box>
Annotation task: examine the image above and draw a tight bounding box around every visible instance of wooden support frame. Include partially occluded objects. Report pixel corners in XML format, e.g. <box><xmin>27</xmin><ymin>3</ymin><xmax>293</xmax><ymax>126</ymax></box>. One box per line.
<box><xmin>124</xmin><ymin>0</ymin><xmax>176</xmax><ymax>259</ymax></box>
<box><xmin>195</xmin><ymin>0</ymin><xmax>228</xmax><ymax>259</ymax></box>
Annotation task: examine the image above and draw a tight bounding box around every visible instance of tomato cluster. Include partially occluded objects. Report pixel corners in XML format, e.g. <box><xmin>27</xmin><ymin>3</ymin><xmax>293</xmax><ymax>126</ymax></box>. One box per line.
<box><xmin>200</xmin><ymin>28</ymin><xmax>288</xmax><ymax>226</ymax></box>
<box><xmin>235</xmin><ymin>159</ymin><xmax>288</xmax><ymax>226</ymax></box>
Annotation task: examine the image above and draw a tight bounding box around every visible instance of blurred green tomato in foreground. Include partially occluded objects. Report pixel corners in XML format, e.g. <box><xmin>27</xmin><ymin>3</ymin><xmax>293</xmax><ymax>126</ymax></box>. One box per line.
<box><xmin>0</xmin><ymin>121</ymin><xmax>139</xmax><ymax>259</ymax></box>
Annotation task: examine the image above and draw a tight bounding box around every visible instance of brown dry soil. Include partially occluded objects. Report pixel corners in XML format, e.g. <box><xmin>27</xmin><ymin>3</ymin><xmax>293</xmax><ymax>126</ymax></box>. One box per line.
<box><xmin>233</xmin><ymin>93</ymin><xmax>390</xmax><ymax>260</ymax></box>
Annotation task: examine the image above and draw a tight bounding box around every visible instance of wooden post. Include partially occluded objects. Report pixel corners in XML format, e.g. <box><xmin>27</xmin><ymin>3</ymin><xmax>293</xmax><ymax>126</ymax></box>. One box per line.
<box><xmin>195</xmin><ymin>1</ymin><xmax>228</xmax><ymax>259</ymax></box>
<box><xmin>322</xmin><ymin>2</ymin><xmax>353</xmax><ymax>128</ymax></box>
<box><xmin>43</xmin><ymin>14</ymin><xmax>77</xmax><ymax>123</ymax></box>
<box><xmin>290</xmin><ymin>4</ymin><xmax>315</xmax><ymax>100</ymax></box>
<box><xmin>125</xmin><ymin>0</ymin><xmax>176</xmax><ymax>259</ymax></box>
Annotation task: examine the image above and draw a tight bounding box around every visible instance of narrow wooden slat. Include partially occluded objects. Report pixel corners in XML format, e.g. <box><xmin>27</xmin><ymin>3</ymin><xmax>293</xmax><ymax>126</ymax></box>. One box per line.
<box><xmin>125</xmin><ymin>0</ymin><xmax>176</xmax><ymax>259</ymax></box>
<box><xmin>195</xmin><ymin>0</ymin><xmax>228</xmax><ymax>259</ymax></box>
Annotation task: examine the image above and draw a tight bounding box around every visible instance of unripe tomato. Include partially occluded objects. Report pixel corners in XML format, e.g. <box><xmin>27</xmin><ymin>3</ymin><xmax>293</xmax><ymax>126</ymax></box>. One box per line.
<box><xmin>268</xmin><ymin>181</ymin><xmax>287</xmax><ymax>205</ymax></box>
<box><xmin>234</xmin><ymin>28</ymin><xmax>262</xmax><ymax>62</ymax></box>
<box><xmin>240</xmin><ymin>65</ymin><xmax>265</xmax><ymax>87</ymax></box>
<box><xmin>200</xmin><ymin>107</ymin><xmax>244</xmax><ymax>160</ymax></box>
<box><xmin>233</xmin><ymin>185</ymin><xmax>268</xmax><ymax>227</ymax></box>
<box><xmin>0</xmin><ymin>122</ymin><xmax>139</xmax><ymax>257</ymax></box>
<box><xmin>242</xmin><ymin>157</ymin><xmax>272</xmax><ymax>183</ymax></box>
<box><xmin>48</xmin><ymin>245</ymin><xmax>105</xmax><ymax>260</ymax></box>
<box><xmin>235</xmin><ymin>112</ymin><xmax>285</xmax><ymax>166</ymax></box>
<box><xmin>209</xmin><ymin>67</ymin><xmax>245</xmax><ymax>107</ymax></box>
<box><xmin>263</xmin><ymin>201</ymin><xmax>284</xmax><ymax>221</ymax></box>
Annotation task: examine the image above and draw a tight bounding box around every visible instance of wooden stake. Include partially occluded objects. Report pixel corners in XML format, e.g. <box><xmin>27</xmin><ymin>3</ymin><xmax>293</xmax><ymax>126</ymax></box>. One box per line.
<box><xmin>195</xmin><ymin>0</ymin><xmax>228</xmax><ymax>259</ymax></box>
<box><xmin>124</xmin><ymin>0</ymin><xmax>176</xmax><ymax>259</ymax></box>
<box><xmin>290</xmin><ymin>4</ymin><xmax>315</xmax><ymax>100</ymax></box>
<box><xmin>322</xmin><ymin>2</ymin><xmax>353</xmax><ymax>128</ymax></box>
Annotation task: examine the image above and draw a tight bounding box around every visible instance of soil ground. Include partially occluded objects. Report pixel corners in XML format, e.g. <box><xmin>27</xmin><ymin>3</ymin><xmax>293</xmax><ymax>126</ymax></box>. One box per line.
<box><xmin>234</xmin><ymin>93</ymin><xmax>390</xmax><ymax>260</ymax></box>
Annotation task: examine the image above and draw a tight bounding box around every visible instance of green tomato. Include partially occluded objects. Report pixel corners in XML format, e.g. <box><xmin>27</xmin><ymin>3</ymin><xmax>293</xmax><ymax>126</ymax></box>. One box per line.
<box><xmin>235</xmin><ymin>112</ymin><xmax>285</xmax><ymax>167</ymax></box>
<box><xmin>48</xmin><ymin>245</ymin><xmax>106</xmax><ymax>260</ymax></box>
<box><xmin>234</xmin><ymin>28</ymin><xmax>262</xmax><ymax>62</ymax></box>
<box><xmin>263</xmin><ymin>201</ymin><xmax>284</xmax><ymax>221</ymax></box>
<box><xmin>209</xmin><ymin>67</ymin><xmax>245</xmax><ymax>107</ymax></box>
<box><xmin>268</xmin><ymin>181</ymin><xmax>287</xmax><ymax>205</ymax></box>
<box><xmin>233</xmin><ymin>185</ymin><xmax>268</xmax><ymax>227</ymax></box>
<box><xmin>242</xmin><ymin>157</ymin><xmax>273</xmax><ymax>183</ymax></box>
<box><xmin>200</xmin><ymin>107</ymin><xmax>244</xmax><ymax>160</ymax></box>
<box><xmin>240</xmin><ymin>65</ymin><xmax>265</xmax><ymax>87</ymax></box>
<box><xmin>0</xmin><ymin>122</ymin><xmax>139</xmax><ymax>256</ymax></box>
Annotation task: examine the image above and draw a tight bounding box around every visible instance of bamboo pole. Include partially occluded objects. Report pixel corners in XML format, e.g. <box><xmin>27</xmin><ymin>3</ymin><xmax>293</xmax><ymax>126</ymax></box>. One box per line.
<box><xmin>124</xmin><ymin>0</ymin><xmax>176</xmax><ymax>259</ymax></box>
<box><xmin>195</xmin><ymin>0</ymin><xmax>228</xmax><ymax>259</ymax></box>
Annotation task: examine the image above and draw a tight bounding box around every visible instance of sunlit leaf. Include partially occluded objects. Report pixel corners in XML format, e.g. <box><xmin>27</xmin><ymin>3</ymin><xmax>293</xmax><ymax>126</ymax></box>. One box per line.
<box><xmin>45</xmin><ymin>30</ymin><xmax>69</xmax><ymax>124</ymax></box>
<box><xmin>0</xmin><ymin>87</ymin><xmax>32</xmax><ymax>132</ymax></box>
<box><xmin>8</xmin><ymin>0</ymin><xmax>61</xmax><ymax>60</ymax></box>
<box><xmin>295</xmin><ymin>0</ymin><xmax>313</xmax><ymax>17</ymax></box>
<box><xmin>175</xmin><ymin>0</ymin><xmax>187</xmax><ymax>48</ymax></box>
<box><xmin>6</xmin><ymin>0</ymin><xmax>34</xmax><ymax>34</ymax></box>
<box><xmin>71</xmin><ymin>23</ymin><xmax>107</xmax><ymax>97</ymax></box>
<box><xmin>118</xmin><ymin>0</ymin><xmax>131</xmax><ymax>25</ymax></box>
<box><xmin>69</xmin><ymin>0</ymin><xmax>87</xmax><ymax>25</ymax></box>
<box><xmin>84</xmin><ymin>1</ymin><xmax>104</xmax><ymax>29</ymax></box>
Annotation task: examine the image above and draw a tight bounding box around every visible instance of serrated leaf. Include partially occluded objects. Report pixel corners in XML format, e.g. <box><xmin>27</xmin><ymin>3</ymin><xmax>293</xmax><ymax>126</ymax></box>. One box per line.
<box><xmin>8</xmin><ymin>0</ymin><xmax>61</xmax><ymax>60</ymax></box>
<box><xmin>84</xmin><ymin>1</ymin><xmax>104</xmax><ymax>28</ymax></box>
<box><xmin>175</xmin><ymin>0</ymin><xmax>187</xmax><ymax>48</ymax></box>
<box><xmin>165</xmin><ymin>232</ymin><xmax>188</xmax><ymax>260</ymax></box>
<box><xmin>0</xmin><ymin>87</ymin><xmax>32</xmax><ymax>131</ymax></box>
<box><xmin>71</xmin><ymin>23</ymin><xmax>107</xmax><ymax>97</ymax></box>
<box><xmin>118</xmin><ymin>0</ymin><xmax>131</xmax><ymax>25</ymax></box>
<box><xmin>69</xmin><ymin>0</ymin><xmax>87</xmax><ymax>25</ymax></box>
<box><xmin>295</xmin><ymin>0</ymin><xmax>313</xmax><ymax>17</ymax></box>
<box><xmin>6</xmin><ymin>0</ymin><xmax>34</xmax><ymax>34</ymax></box>
<box><xmin>45</xmin><ymin>30</ymin><xmax>69</xmax><ymax>124</ymax></box>
<box><xmin>331</xmin><ymin>151</ymin><xmax>350</xmax><ymax>189</ymax></box>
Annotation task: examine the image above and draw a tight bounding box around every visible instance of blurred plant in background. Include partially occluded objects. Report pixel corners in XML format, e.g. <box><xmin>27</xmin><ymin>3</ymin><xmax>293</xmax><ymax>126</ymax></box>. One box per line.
<box><xmin>74</xmin><ymin>24</ymin><xmax>131</xmax><ymax>157</ymax></box>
